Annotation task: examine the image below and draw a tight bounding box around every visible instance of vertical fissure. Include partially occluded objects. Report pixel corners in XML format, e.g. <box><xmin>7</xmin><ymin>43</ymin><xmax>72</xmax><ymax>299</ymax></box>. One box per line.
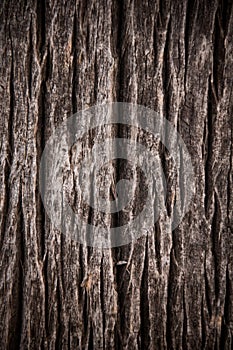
<box><xmin>182</xmin><ymin>285</ymin><xmax>188</xmax><ymax>349</ymax></box>
<box><xmin>0</xmin><ymin>28</ymin><xmax>15</xmax><ymax>250</ymax></box>
<box><xmin>36</xmin><ymin>0</ymin><xmax>48</xmax><ymax>257</ymax></box>
<box><xmin>204</xmin><ymin>76</ymin><xmax>214</xmax><ymax>217</ymax></box>
<box><xmin>179</xmin><ymin>147</ymin><xmax>185</xmax><ymax>213</ymax></box>
<box><xmin>139</xmin><ymin>235</ymin><xmax>150</xmax><ymax>348</ymax></box>
<box><xmin>154</xmin><ymin>222</ymin><xmax>162</xmax><ymax>274</ymax></box>
<box><xmin>204</xmin><ymin>253</ymin><xmax>213</xmax><ymax>317</ymax></box>
<box><xmin>93</xmin><ymin>51</ymin><xmax>98</xmax><ymax>103</ymax></box>
<box><xmin>184</xmin><ymin>0</ymin><xmax>192</xmax><ymax>88</ymax></box>
<box><xmin>211</xmin><ymin>191</ymin><xmax>222</xmax><ymax>301</ymax></box>
<box><xmin>115</xmin><ymin>0</ymin><xmax>125</xmax><ymax>232</ymax></box>
<box><xmin>100</xmin><ymin>256</ymin><xmax>105</xmax><ymax>349</ymax></box>
<box><xmin>55</xmin><ymin>278</ymin><xmax>62</xmax><ymax>350</ymax></box>
<box><xmin>212</xmin><ymin>0</ymin><xmax>231</xmax><ymax>103</ymax></box>
<box><xmin>88</xmin><ymin>322</ymin><xmax>94</xmax><ymax>350</ymax></box>
<box><xmin>36</xmin><ymin>0</ymin><xmax>46</xmax><ymax>61</ymax></box>
<box><xmin>220</xmin><ymin>265</ymin><xmax>231</xmax><ymax>348</ymax></box>
<box><xmin>162</xmin><ymin>16</ymin><xmax>171</xmax><ymax>122</ymax></box>
<box><xmin>10</xmin><ymin>183</ymin><xmax>25</xmax><ymax>349</ymax></box>
<box><xmin>27</xmin><ymin>18</ymin><xmax>33</xmax><ymax>100</ymax></box>
<box><xmin>166</xmin><ymin>247</ymin><xmax>174</xmax><ymax>349</ymax></box>
<box><xmin>115</xmin><ymin>0</ymin><xmax>124</xmax><ymax>103</ymax></box>
<box><xmin>227</xmin><ymin>99</ymin><xmax>233</xmax><ymax>220</ymax></box>
<box><xmin>72</xmin><ymin>8</ymin><xmax>77</xmax><ymax>114</ymax></box>
<box><xmin>201</xmin><ymin>296</ymin><xmax>206</xmax><ymax>349</ymax></box>
<box><xmin>36</xmin><ymin>0</ymin><xmax>49</xmax><ymax>338</ymax></box>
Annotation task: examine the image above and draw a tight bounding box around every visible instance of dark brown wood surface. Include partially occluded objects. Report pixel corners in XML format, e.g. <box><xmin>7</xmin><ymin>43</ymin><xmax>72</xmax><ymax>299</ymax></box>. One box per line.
<box><xmin>0</xmin><ymin>0</ymin><xmax>232</xmax><ymax>349</ymax></box>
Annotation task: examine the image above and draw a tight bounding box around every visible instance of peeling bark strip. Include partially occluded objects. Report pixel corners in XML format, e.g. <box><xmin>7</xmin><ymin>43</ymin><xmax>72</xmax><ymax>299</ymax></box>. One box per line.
<box><xmin>0</xmin><ymin>0</ymin><xmax>232</xmax><ymax>349</ymax></box>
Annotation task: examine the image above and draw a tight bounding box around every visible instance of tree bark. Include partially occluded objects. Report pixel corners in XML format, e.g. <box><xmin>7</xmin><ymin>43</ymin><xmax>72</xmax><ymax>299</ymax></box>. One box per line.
<box><xmin>0</xmin><ymin>0</ymin><xmax>233</xmax><ymax>349</ymax></box>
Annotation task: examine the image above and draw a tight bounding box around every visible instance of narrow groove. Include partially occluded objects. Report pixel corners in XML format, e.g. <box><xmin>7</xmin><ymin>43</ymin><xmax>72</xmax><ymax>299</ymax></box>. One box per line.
<box><xmin>116</xmin><ymin>0</ymin><xmax>124</xmax><ymax>103</ymax></box>
<box><xmin>82</xmin><ymin>289</ymin><xmax>89</xmax><ymax>337</ymax></box>
<box><xmin>60</xmin><ymin>222</ymin><xmax>65</xmax><ymax>296</ymax></box>
<box><xmin>93</xmin><ymin>51</ymin><xmax>98</xmax><ymax>103</ymax></box>
<box><xmin>36</xmin><ymin>88</ymin><xmax>47</xmax><ymax>260</ymax></box>
<box><xmin>110</xmin><ymin>2</ymin><xmax>126</xmax><ymax>323</ymax></box>
<box><xmin>166</xmin><ymin>248</ymin><xmax>174</xmax><ymax>349</ymax></box>
<box><xmin>116</xmin><ymin>259</ymin><xmax>127</xmax><ymax>337</ymax></box>
<box><xmin>55</xmin><ymin>278</ymin><xmax>62</xmax><ymax>349</ymax></box>
<box><xmin>42</xmin><ymin>253</ymin><xmax>49</xmax><ymax>336</ymax></box>
<box><xmin>36</xmin><ymin>0</ymin><xmax>46</xmax><ymax>60</ymax></box>
<box><xmin>36</xmin><ymin>0</ymin><xmax>49</xmax><ymax>338</ymax></box>
<box><xmin>212</xmin><ymin>6</ymin><xmax>225</xmax><ymax>100</ymax></box>
<box><xmin>162</xmin><ymin>17</ymin><xmax>176</xmax><ymax>220</ymax></box>
<box><xmin>115</xmin><ymin>246</ymin><xmax>132</xmax><ymax>346</ymax></box>
<box><xmin>36</xmin><ymin>0</ymin><xmax>48</xmax><ymax>259</ymax></box>
<box><xmin>204</xmin><ymin>253</ymin><xmax>212</xmax><ymax>317</ymax></box>
<box><xmin>220</xmin><ymin>265</ymin><xmax>231</xmax><ymax>348</ymax></box>
<box><xmin>202</xmin><ymin>113</ymin><xmax>207</xmax><ymax>163</ymax></box>
<box><xmin>116</xmin><ymin>0</ymin><xmax>125</xmax><ymax>233</ymax></box>
<box><xmin>159</xmin><ymin>0</ymin><xmax>163</xmax><ymax>20</ymax></box>
<box><xmin>182</xmin><ymin>285</ymin><xmax>187</xmax><ymax>349</ymax></box>
<box><xmin>72</xmin><ymin>9</ymin><xmax>77</xmax><ymax>114</ymax></box>
<box><xmin>78</xmin><ymin>244</ymin><xmax>84</xmax><ymax>300</ymax></box>
<box><xmin>68</xmin><ymin>317</ymin><xmax>71</xmax><ymax>350</ymax></box>
<box><xmin>227</xmin><ymin>99</ymin><xmax>233</xmax><ymax>220</ymax></box>
<box><xmin>140</xmin><ymin>235</ymin><xmax>150</xmax><ymax>348</ymax></box>
<box><xmin>153</xmin><ymin>17</ymin><xmax>158</xmax><ymax>67</ymax></box>
<box><xmin>0</xmin><ymin>29</ymin><xmax>15</xmax><ymax>249</ymax></box>
<box><xmin>158</xmin><ymin>142</ymin><xmax>168</xmax><ymax>211</ymax></box>
<box><xmin>211</xmin><ymin>191</ymin><xmax>222</xmax><ymax>300</ymax></box>
<box><xmin>8</xmin><ymin>31</ymin><xmax>15</xmax><ymax>159</ymax></box>
<box><xmin>88</xmin><ymin>323</ymin><xmax>94</xmax><ymax>350</ymax></box>
<box><xmin>100</xmin><ymin>256</ymin><xmax>105</xmax><ymax>349</ymax></box>
<box><xmin>184</xmin><ymin>0</ymin><xmax>192</xmax><ymax>88</ymax></box>
<box><xmin>201</xmin><ymin>296</ymin><xmax>206</xmax><ymax>349</ymax></box>
<box><xmin>204</xmin><ymin>76</ymin><xmax>213</xmax><ymax>217</ymax></box>
<box><xmin>154</xmin><ymin>222</ymin><xmax>162</xmax><ymax>274</ymax></box>
<box><xmin>179</xmin><ymin>147</ymin><xmax>185</xmax><ymax>214</ymax></box>
<box><xmin>162</xmin><ymin>16</ymin><xmax>171</xmax><ymax>121</ymax></box>
<box><xmin>27</xmin><ymin>18</ymin><xmax>33</xmax><ymax>100</ymax></box>
<box><xmin>11</xmin><ymin>184</ymin><xmax>25</xmax><ymax>349</ymax></box>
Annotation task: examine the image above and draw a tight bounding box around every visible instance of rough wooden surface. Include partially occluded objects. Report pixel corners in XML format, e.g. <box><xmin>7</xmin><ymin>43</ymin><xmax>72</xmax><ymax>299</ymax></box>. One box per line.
<box><xmin>0</xmin><ymin>0</ymin><xmax>233</xmax><ymax>349</ymax></box>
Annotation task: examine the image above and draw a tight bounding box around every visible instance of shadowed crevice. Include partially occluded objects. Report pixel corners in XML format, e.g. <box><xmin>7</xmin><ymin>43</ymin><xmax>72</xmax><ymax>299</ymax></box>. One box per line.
<box><xmin>8</xmin><ymin>184</ymin><xmax>25</xmax><ymax>349</ymax></box>
<box><xmin>182</xmin><ymin>285</ymin><xmax>188</xmax><ymax>349</ymax></box>
<box><xmin>36</xmin><ymin>0</ymin><xmax>49</xmax><ymax>338</ymax></box>
<box><xmin>204</xmin><ymin>75</ymin><xmax>214</xmax><ymax>217</ymax></box>
<box><xmin>140</xmin><ymin>235</ymin><xmax>150</xmax><ymax>348</ymax></box>
<box><xmin>211</xmin><ymin>191</ymin><xmax>222</xmax><ymax>300</ymax></box>
<box><xmin>184</xmin><ymin>0</ymin><xmax>193</xmax><ymax>88</ymax></box>
<box><xmin>55</xmin><ymin>277</ymin><xmax>62</xmax><ymax>349</ymax></box>
<box><xmin>100</xmin><ymin>256</ymin><xmax>106</xmax><ymax>349</ymax></box>
<box><xmin>0</xmin><ymin>28</ymin><xmax>15</xmax><ymax>250</ymax></box>
<box><xmin>72</xmin><ymin>8</ymin><xmax>78</xmax><ymax>114</ymax></box>
<box><xmin>220</xmin><ymin>265</ymin><xmax>232</xmax><ymax>348</ymax></box>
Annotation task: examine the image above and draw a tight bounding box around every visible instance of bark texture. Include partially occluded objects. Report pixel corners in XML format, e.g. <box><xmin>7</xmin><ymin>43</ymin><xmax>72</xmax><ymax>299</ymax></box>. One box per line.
<box><xmin>0</xmin><ymin>0</ymin><xmax>233</xmax><ymax>349</ymax></box>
